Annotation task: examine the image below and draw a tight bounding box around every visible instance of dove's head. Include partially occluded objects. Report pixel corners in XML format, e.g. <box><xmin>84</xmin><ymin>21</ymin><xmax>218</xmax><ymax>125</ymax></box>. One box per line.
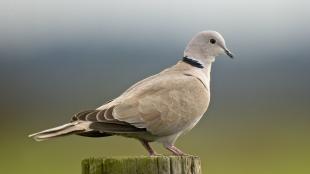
<box><xmin>184</xmin><ymin>31</ymin><xmax>233</xmax><ymax>62</ymax></box>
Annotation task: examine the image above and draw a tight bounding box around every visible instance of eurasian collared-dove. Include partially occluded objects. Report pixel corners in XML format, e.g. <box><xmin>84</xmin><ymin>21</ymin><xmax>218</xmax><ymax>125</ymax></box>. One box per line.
<box><xmin>29</xmin><ymin>31</ymin><xmax>233</xmax><ymax>156</ymax></box>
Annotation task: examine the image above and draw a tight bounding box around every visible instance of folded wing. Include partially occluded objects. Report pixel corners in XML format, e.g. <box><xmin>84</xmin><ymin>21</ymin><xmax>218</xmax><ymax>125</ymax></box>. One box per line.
<box><xmin>75</xmin><ymin>72</ymin><xmax>209</xmax><ymax>137</ymax></box>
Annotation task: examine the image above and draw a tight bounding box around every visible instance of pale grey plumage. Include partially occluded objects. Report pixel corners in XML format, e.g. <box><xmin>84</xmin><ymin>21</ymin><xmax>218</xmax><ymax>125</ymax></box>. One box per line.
<box><xmin>29</xmin><ymin>30</ymin><xmax>233</xmax><ymax>156</ymax></box>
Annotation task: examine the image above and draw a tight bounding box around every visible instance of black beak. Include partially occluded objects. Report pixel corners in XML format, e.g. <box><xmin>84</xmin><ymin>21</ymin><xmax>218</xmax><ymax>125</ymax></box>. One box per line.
<box><xmin>225</xmin><ymin>49</ymin><xmax>234</xmax><ymax>59</ymax></box>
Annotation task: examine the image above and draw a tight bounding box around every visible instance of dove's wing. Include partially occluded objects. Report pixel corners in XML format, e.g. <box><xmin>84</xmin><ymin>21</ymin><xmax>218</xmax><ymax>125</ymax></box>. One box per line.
<box><xmin>113</xmin><ymin>72</ymin><xmax>209</xmax><ymax>136</ymax></box>
<box><xmin>75</xmin><ymin>69</ymin><xmax>209</xmax><ymax>137</ymax></box>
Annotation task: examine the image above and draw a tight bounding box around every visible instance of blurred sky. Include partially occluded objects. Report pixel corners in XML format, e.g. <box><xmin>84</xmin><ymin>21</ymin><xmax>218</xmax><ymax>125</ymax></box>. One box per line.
<box><xmin>0</xmin><ymin>0</ymin><xmax>309</xmax><ymax>174</ymax></box>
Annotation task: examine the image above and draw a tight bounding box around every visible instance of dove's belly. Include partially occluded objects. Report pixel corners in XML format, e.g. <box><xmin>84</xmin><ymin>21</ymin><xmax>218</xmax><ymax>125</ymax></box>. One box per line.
<box><xmin>114</xmin><ymin>131</ymin><xmax>160</xmax><ymax>142</ymax></box>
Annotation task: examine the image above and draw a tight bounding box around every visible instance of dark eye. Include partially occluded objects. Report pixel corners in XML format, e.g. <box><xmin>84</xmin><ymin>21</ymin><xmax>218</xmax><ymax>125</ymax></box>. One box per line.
<box><xmin>210</xmin><ymin>39</ymin><xmax>216</xmax><ymax>44</ymax></box>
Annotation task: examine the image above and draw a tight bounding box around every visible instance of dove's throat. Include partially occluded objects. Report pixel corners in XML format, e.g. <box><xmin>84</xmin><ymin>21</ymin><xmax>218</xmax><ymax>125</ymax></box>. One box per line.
<box><xmin>201</xmin><ymin>60</ymin><xmax>212</xmax><ymax>83</ymax></box>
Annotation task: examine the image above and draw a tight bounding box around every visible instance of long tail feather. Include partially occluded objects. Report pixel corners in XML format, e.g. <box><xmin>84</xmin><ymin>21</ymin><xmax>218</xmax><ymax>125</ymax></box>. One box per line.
<box><xmin>28</xmin><ymin>121</ymin><xmax>90</xmax><ymax>141</ymax></box>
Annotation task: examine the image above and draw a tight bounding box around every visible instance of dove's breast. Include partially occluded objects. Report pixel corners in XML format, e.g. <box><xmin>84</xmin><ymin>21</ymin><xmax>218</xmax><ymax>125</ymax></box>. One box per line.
<box><xmin>168</xmin><ymin>74</ymin><xmax>210</xmax><ymax>134</ymax></box>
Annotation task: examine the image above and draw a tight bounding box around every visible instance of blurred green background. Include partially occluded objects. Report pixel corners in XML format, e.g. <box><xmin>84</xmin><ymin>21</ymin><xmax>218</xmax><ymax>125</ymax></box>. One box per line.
<box><xmin>0</xmin><ymin>0</ymin><xmax>309</xmax><ymax>174</ymax></box>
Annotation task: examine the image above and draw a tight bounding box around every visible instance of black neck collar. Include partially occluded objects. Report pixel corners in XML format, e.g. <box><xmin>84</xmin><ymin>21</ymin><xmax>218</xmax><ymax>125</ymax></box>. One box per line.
<box><xmin>182</xmin><ymin>56</ymin><xmax>204</xmax><ymax>68</ymax></box>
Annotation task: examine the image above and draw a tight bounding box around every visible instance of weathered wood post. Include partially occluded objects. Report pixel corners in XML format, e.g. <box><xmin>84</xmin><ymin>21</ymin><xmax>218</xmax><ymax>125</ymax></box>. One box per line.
<box><xmin>82</xmin><ymin>156</ymin><xmax>201</xmax><ymax>174</ymax></box>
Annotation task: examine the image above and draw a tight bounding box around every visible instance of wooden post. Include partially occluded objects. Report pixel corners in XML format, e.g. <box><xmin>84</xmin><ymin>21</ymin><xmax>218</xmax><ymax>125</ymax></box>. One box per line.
<box><xmin>82</xmin><ymin>156</ymin><xmax>201</xmax><ymax>174</ymax></box>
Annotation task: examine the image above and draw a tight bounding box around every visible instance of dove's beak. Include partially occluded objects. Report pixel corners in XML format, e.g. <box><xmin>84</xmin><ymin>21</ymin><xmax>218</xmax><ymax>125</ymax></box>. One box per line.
<box><xmin>224</xmin><ymin>48</ymin><xmax>234</xmax><ymax>59</ymax></box>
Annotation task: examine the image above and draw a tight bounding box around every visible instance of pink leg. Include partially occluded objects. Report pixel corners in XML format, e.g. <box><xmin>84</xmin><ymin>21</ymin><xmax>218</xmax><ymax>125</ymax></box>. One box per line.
<box><xmin>139</xmin><ymin>140</ymin><xmax>158</xmax><ymax>156</ymax></box>
<box><xmin>165</xmin><ymin>145</ymin><xmax>186</xmax><ymax>156</ymax></box>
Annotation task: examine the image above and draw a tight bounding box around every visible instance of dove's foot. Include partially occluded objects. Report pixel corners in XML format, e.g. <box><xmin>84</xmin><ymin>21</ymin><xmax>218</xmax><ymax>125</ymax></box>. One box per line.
<box><xmin>139</xmin><ymin>139</ymin><xmax>159</xmax><ymax>156</ymax></box>
<box><xmin>165</xmin><ymin>145</ymin><xmax>187</xmax><ymax>156</ymax></box>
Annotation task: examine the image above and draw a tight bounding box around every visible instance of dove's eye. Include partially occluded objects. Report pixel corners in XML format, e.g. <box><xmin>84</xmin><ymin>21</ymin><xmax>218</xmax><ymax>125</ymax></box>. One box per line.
<box><xmin>210</xmin><ymin>39</ymin><xmax>216</xmax><ymax>44</ymax></box>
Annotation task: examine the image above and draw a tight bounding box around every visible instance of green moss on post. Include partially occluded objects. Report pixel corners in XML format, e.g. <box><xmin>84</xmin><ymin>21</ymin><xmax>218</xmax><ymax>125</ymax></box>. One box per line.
<box><xmin>82</xmin><ymin>156</ymin><xmax>202</xmax><ymax>174</ymax></box>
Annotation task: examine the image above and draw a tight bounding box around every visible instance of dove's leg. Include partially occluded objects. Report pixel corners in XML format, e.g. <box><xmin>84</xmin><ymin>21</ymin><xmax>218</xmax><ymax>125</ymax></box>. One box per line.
<box><xmin>165</xmin><ymin>145</ymin><xmax>185</xmax><ymax>156</ymax></box>
<box><xmin>139</xmin><ymin>139</ymin><xmax>158</xmax><ymax>156</ymax></box>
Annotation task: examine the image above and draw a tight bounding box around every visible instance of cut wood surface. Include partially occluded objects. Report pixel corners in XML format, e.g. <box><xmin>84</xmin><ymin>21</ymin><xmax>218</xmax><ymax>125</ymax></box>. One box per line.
<box><xmin>82</xmin><ymin>156</ymin><xmax>202</xmax><ymax>174</ymax></box>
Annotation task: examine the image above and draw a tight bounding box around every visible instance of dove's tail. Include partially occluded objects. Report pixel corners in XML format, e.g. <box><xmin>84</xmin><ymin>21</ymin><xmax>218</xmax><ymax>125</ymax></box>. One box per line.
<box><xmin>28</xmin><ymin>121</ymin><xmax>90</xmax><ymax>141</ymax></box>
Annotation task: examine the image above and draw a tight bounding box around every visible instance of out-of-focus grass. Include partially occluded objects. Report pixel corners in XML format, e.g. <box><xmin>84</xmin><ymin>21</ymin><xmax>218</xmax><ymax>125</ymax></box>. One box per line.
<box><xmin>1</xmin><ymin>113</ymin><xmax>309</xmax><ymax>174</ymax></box>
